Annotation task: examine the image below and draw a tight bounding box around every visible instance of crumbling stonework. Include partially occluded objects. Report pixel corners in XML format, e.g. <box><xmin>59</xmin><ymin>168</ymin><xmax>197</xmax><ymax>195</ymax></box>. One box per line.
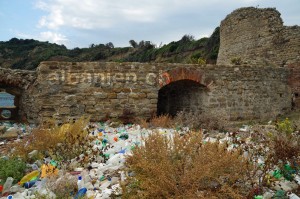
<box><xmin>288</xmin><ymin>62</ymin><xmax>300</xmax><ymax>108</ymax></box>
<box><xmin>0</xmin><ymin>68</ymin><xmax>37</xmax><ymax>121</ymax></box>
<box><xmin>217</xmin><ymin>7</ymin><xmax>300</xmax><ymax>107</ymax></box>
<box><xmin>13</xmin><ymin>62</ymin><xmax>290</xmax><ymax>124</ymax></box>
<box><xmin>217</xmin><ymin>7</ymin><xmax>300</xmax><ymax>67</ymax></box>
<box><xmin>0</xmin><ymin>68</ymin><xmax>36</xmax><ymax>89</ymax></box>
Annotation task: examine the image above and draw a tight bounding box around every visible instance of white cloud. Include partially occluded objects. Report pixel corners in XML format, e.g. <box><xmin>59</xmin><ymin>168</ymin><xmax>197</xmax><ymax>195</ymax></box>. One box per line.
<box><xmin>39</xmin><ymin>31</ymin><xmax>68</xmax><ymax>44</ymax></box>
<box><xmin>16</xmin><ymin>31</ymin><xmax>68</xmax><ymax>45</ymax></box>
<box><xmin>34</xmin><ymin>0</ymin><xmax>171</xmax><ymax>30</ymax></box>
<box><xmin>30</xmin><ymin>0</ymin><xmax>300</xmax><ymax>48</ymax></box>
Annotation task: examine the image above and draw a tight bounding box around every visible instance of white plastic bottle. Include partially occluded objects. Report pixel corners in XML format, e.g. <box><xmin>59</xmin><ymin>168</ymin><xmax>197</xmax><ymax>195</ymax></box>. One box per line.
<box><xmin>3</xmin><ymin>177</ymin><xmax>14</xmax><ymax>195</ymax></box>
<box><xmin>289</xmin><ymin>193</ymin><xmax>300</xmax><ymax>199</ymax></box>
<box><xmin>77</xmin><ymin>176</ymin><xmax>84</xmax><ymax>190</ymax></box>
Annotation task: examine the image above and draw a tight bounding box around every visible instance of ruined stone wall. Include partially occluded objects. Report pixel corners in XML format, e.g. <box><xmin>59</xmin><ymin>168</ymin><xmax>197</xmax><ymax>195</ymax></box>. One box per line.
<box><xmin>0</xmin><ymin>68</ymin><xmax>37</xmax><ymax>121</ymax></box>
<box><xmin>288</xmin><ymin>62</ymin><xmax>300</xmax><ymax>108</ymax></box>
<box><xmin>22</xmin><ymin>62</ymin><xmax>291</xmax><ymax>124</ymax></box>
<box><xmin>217</xmin><ymin>7</ymin><xmax>300</xmax><ymax>67</ymax></box>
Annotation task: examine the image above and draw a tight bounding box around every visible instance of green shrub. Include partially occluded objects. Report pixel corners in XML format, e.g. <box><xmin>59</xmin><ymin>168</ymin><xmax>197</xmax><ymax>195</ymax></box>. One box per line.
<box><xmin>0</xmin><ymin>158</ymin><xmax>26</xmax><ymax>185</ymax></box>
<box><xmin>276</xmin><ymin>118</ymin><xmax>293</xmax><ymax>135</ymax></box>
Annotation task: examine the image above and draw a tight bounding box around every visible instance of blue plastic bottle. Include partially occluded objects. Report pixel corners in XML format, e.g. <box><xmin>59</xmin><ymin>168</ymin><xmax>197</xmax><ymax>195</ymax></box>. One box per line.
<box><xmin>74</xmin><ymin>188</ymin><xmax>87</xmax><ymax>199</ymax></box>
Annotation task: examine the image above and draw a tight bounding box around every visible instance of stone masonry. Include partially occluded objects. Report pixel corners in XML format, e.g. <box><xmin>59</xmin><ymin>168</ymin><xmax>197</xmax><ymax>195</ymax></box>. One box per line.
<box><xmin>0</xmin><ymin>62</ymin><xmax>291</xmax><ymax>124</ymax></box>
<box><xmin>217</xmin><ymin>7</ymin><xmax>300</xmax><ymax>67</ymax></box>
<box><xmin>217</xmin><ymin>7</ymin><xmax>300</xmax><ymax>107</ymax></box>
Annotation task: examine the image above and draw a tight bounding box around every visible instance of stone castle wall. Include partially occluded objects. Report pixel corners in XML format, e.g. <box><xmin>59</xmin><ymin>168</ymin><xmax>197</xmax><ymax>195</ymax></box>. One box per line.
<box><xmin>217</xmin><ymin>7</ymin><xmax>300</xmax><ymax>67</ymax></box>
<box><xmin>217</xmin><ymin>7</ymin><xmax>300</xmax><ymax>107</ymax></box>
<box><xmin>15</xmin><ymin>62</ymin><xmax>290</xmax><ymax>124</ymax></box>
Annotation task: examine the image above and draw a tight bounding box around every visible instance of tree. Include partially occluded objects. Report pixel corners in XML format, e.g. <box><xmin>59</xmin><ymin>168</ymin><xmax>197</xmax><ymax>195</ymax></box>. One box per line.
<box><xmin>105</xmin><ymin>42</ymin><xmax>114</xmax><ymax>48</ymax></box>
<box><xmin>129</xmin><ymin>40</ymin><xmax>138</xmax><ymax>48</ymax></box>
<box><xmin>180</xmin><ymin>34</ymin><xmax>195</xmax><ymax>42</ymax></box>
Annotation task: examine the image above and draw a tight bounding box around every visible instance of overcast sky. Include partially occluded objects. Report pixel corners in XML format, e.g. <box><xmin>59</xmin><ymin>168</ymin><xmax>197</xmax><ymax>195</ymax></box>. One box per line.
<box><xmin>0</xmin><ymin>0</ymin><xmax>299</xmax><ymax>49</ymax></box>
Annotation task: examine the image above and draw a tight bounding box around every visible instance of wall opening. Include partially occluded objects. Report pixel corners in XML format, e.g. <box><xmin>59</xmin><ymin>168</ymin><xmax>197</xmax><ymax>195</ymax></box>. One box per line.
<box><xmin>157</xmin><ymin>79</ymin><xmax>207</xmax><ymax>117</ymax></box>
<box><xmin>0</xmin><ymin>86</ymin><xmax>21</xmax><ymax>121</ymax></box>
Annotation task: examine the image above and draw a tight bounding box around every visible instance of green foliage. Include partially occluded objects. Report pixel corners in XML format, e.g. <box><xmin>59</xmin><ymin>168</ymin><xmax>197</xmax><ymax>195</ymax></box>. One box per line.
<box><xmin>1</xmin><ymin>29</ymin><xmax>220</xmax><ymax>70</ymax></box>
<box><xmin>276</xmin><ymin>118</ymin><xmax>293</xmax><ymax>135</ymax></box>
<box><xmin>0</xmin><ymin>158</ymin><xmax>26</xmax><ymax>185</ymax></box>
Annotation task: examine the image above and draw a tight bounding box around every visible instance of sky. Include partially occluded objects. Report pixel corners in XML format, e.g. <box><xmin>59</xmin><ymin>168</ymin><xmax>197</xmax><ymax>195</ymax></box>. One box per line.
<box><xmin>0</xmin><ymin>0</ymin><xmax>299</xmax><ymax>49</ymax></box>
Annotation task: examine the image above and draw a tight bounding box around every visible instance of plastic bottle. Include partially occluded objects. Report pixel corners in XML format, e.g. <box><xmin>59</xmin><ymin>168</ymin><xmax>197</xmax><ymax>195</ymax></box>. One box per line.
<box><xmin>77</xmin><ymin>176</ymin><xmax>84</xmax><ymax>190</ymax></box>
<box><xmin>19</xmin><ymin>170</ymin><xmax>39</xmax><ymax>186</ymax></box>
<box><xmin>2</xmin><ymin>177</ymin><xmax>14</xmax><ymax>195</ymax></box>
<box><xmin>74</xmin><ymin>188</ymin><xmax>87</xmax><ymax>199</ymax></box>
<box><xmin>24</xmin><ymin>180</ymin><xmax>36</xmax><ymax>189</ymax></box>
<box><xmin>289</xmin><ymin>193</ymin><xmax>300</xmax><ymax>199</ymax></box>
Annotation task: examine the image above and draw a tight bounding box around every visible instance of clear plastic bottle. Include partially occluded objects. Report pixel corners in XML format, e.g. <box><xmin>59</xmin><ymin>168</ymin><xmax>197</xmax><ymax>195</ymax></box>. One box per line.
<box><xmin>2</xmin><ymin>177</ymin><xmax>14</xmax><ymax>194</ymax></box>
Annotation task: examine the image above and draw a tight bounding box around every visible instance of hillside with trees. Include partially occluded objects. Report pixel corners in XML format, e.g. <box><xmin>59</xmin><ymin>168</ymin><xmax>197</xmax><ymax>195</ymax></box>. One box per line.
<box><xmin>0</xmin><ymin>27</ymin><xmax>219</xmax><ymax>70</ymax></box>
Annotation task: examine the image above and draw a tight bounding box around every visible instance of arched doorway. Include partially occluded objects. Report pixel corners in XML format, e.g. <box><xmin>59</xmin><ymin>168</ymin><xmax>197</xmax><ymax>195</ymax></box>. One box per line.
<box><xmin>0</xmin><ymin>86</ymin><xmax>21</xmax><ymax>121</ymax></box>
<box><xmin>157</xmin><ymin>79</ymin><xmax>207</xmax><ymax>117</ymax></box>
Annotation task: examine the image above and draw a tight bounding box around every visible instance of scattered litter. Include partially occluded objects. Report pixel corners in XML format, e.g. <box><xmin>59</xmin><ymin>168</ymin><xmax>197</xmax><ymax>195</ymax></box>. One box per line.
<box><xmin>0</xmin><ymin>121</ymin><xmax>299</xmax><ymax>198</ymax></box>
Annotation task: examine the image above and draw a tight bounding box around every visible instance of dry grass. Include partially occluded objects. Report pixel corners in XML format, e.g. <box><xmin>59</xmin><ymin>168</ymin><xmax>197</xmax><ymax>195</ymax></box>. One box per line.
<box><xmin>150</xmin><ymin>114</ymin><xmax>174</xmax><ymax>128</ymax></box>
<box><xmin>135</xmin><ymin>118</ymin><xmax>149</xmax><ymax>129</ymax></box>
<box><xmin>122</xmin><ymin>131</ymin><xmax>252</xmax><ymax>199</ymax></box>
<box><xmin>174</xmin><ymin>110</ymin><xmax>228</xmax><ymax>131</ymax></box>
<box><xmin>9</xmin><ymin>116</ymin><xmax>91</xmax><ymax>164</ymax></box>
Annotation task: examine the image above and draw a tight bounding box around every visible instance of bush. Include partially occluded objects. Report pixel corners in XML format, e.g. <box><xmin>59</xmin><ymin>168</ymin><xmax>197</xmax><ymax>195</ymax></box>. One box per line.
<box><xmin>0</xmin><ymin>158</ymin><xmax>26</xmax><ymax>185</ymax></box>
<box><xmin>271</xmin><ymin>118</ymin><xmax>300</xmax><ymax>165</ymax></box>
<box><xmin>122</xmin><ymin>132</ymin><xmax>252</xmax><ymax>198</ymax></box>
<box><xmin>10</xmin><ymin>116</ymin><xmax>92</xmax><ymax>168</ymax></box>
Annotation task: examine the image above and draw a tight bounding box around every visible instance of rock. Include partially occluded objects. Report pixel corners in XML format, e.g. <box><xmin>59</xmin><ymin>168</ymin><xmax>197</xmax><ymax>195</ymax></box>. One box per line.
<box><xmin>0</xmin><ymin>128</ymin><xmax>19</xmax><ymax>139</ymax></box>
<box><xmin>0</xmin><ymin>126</ymin><xmax>6</xmax><ymax>134</ymax></box>
<box><xmin>273</xmin><ymin>180</ymin><xmax>298</xmax><ymax>192</ymax></box>
<box><xmin>28</xmin><ymin>150</ymin><xmax>38</xmax><ymax>159</ymax></box>
<box><xmin>263</xmin><ymin>191</ymin><xmax>274</xmax><ymax>199</ymax></box>
<box><xmin>6</xmin><ymin>127</ymin><xmax>22</xmax><ymax>134</ymax></box>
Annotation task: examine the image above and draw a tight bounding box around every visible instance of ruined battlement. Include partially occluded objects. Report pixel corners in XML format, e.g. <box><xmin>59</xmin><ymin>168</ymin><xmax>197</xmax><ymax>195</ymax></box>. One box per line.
<box><xmin>217</xmin><ymin>7</ymin><xmax>300</xmax><ymax>67</ymax></box>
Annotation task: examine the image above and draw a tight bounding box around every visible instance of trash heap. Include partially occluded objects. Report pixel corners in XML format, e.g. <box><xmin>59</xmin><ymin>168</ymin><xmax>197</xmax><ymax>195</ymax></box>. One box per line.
<box><xmin>0</xmin><ymin>121</ymin><xmax>299</xmax><ymax>199</ymax></box>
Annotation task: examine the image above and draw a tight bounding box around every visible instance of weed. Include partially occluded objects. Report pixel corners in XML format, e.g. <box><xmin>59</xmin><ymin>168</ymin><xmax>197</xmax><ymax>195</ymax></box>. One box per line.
<box><xmin>0</xmin><ymin>158</ymin><xmax>26</xmax><ymax>185</ymax></box>
<box><xmin>150</xmin><ymin>114</ymin><xmax>174</xmax><ymax>128</ymax></box>
<box><xmin>9</xmin><ymin>116</ymin><xmax>92</xmax><ymax>169</ymax></box>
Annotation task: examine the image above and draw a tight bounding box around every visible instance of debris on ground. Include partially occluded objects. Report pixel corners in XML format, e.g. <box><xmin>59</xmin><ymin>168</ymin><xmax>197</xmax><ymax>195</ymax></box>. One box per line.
<box><xmin>0</xmin><ymin>121</ymin><xmax>299</xmax><ymax>199</ymax></box>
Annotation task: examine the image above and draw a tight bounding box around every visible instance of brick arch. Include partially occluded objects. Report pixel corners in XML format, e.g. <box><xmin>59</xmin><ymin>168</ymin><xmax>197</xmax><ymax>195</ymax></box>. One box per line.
<box><xmin>158</xmin><ymin>67</ymin><xmax>214</xmax><ymax>90</ymax></box>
